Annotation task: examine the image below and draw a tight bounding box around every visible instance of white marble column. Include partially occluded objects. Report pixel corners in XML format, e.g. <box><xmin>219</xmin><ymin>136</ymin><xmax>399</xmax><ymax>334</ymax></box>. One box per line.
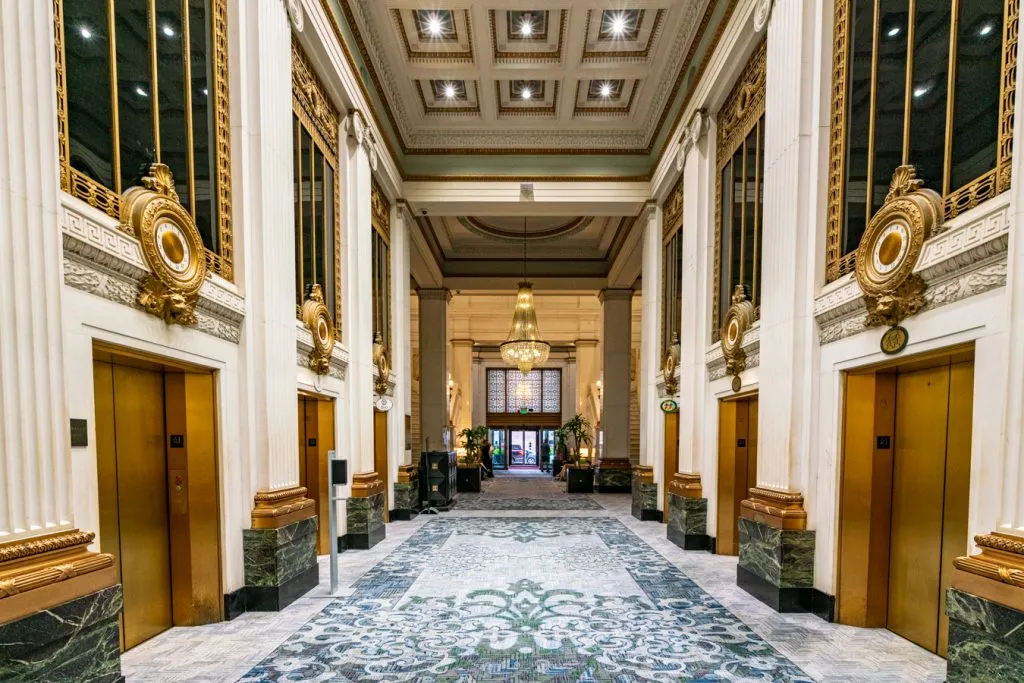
<box><xmin>755</xmin><ymin>0</ymin><xmax>821</xmax><ymax>494</ymax></box>
<box><xmin>676</xmin><ymin>113</ymin><xmax>714</xmax><ymax>477</ymax></box>
<box><xmin>561</xmin><ymin>356</ymin><xmax>577</xmax><ymax>425</ymax></box>
<box><xmin>471</xmin><ymin>356</ymin><xmax>487</xmax><ymax>427</ymax></box>
<box><xmin>639</xmin><ymin>201</ymin><xmax>663</xmax><ymax>469</ymax></box>
<box><xmin>0</xmin><ymin>0</ymin><xmax>73</xmax><ymax>541</ymax></box>
<box><xmin>234</xmin><ymin>0</ymin><xmax>300</xmax><ymax>492</ymax></box>
<box><xmin>450</xmin><ymin>339</ymin><xmax>474</xmax><ymax>434</ymax></box>
<box><xmin>418</xmin><ymin>288</ymin><xmax>450</xmax><ymax>451</ymax></box>
<box><xmin>600</xmin><ymin>289</ymin><xmax>634</xmax><ymax>460</ymax></box>
<box><xmin>342</xmin><ymin>111</ymin><xmax>378</xmax><ymax>476</ymax></box>
<box><xmin>389</xmin><ymin>202</ymin><xmax>412</xmax><ymax>480</ymax></box>
<box><xmin>574</xmin><ymin>340</ymin><xmax>600</xmax><ymax>433</ymax></box>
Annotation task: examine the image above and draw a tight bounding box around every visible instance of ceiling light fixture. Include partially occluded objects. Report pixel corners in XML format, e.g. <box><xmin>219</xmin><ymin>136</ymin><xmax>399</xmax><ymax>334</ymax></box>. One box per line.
<box><xmin>887</xmin><ymin>25</ymin><xmax>901</xmax><ymax>37</ymax></box>
<box><xmin>521</xmin><ymin>87</ymin><xmax>532</xmax><ymax>100</ymax></box>
<box><xmin>162</xmin><ymin>24</ymin><xmax>175</xmax><ymax>37</ymax></box>
<box><xmin>519</xmin><ymin>19</ymin><xmax>534</xmax><ymax>36</ymax></box>
<box><xmin>600</xmin><ymin>82</ymin><xmax>612</xmax><ymax>98</ymax></box>
<box><xmin>610</xmin><ymin>13</ymin><xmax>628</xmax><ymax>37</ymax></box>
<box><xmin>500</xmin><ymin>217</ymin><xmax>550</xmax><ymax>375</ymax></box>
<box><xmin>426</xmin><ymin>13</ymin><xmax>444</xmax><ymax>37</ymax></box>
<box><xmin>135</xmin><ymin>86</ymin><xmax>148</xmax><ymax>97</ymax></box>
<box><xmin>980</xmin><ymin>23</ymin><xmax>995</xmax><ymax>36</ymax></box>
<box><xmin>444</xmin><ymin>83</ymin><xmax>457</xmax><ymax>99</ymax></box>
<box><xmin>913</xmin><ymin>84</ymin><xmax>929</xmax><ymax>98</ymax></box>
<box><xmin>79</xmin><ymin>26</ymin><xmax>92</xmax><ymax>39</ymax></box>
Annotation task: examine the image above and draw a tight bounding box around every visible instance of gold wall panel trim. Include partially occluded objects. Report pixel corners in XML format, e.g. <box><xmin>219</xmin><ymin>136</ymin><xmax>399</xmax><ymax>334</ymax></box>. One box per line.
<box><xmin>250</xmin><ymin>486</ymin><xmax>316</xmax><ymax>529</ymax></box>
<box><xmin>954</xmin><ymin>533</ymin><xmax>1024</xmax><ymax>590</ymax></box>
<box><xmin>53</xmin><ymin>0</ymin><xmax>234</xmax><ymax>281</ymax></box>
<box><xmin>825</xmin><ymin>0</ymin><xmax>1018</xmax><ymax>282</ymax></box>
<box><xmin>633</xmin><ymin>464</ymin><xmax>655</xmax><ymax>484</ymax></box>
<box><xmin>292</xmin><ymin>38</ymin><xmax>340</xmax><ymax>161</ymax></box>
<box><xmin>397</xmin><ymin>464</ymin><xmax>417</xmax><ymax>483</ymax></box>
<box><xmin>352</xmin><ymin>471</ymin><xmax>385</xmax><ymax>498</ymax></box>
<box><xmin>669</xmin><ymin>472</ymin><xmax>703</xmax><ymax>499</ymax></box>
<box><xmin>740</xmin><ymin>487</ymin><xmax>808</xmax><ymax>530</ymax></box>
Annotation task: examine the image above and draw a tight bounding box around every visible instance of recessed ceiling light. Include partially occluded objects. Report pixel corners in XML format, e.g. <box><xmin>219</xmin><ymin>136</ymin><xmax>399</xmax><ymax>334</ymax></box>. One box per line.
<box><xmin>521</xmin><ymin>87</ymin><xmax>532</xmax><ymax>100</ymax></box>
<box><xmin>600</xmin><ymin>82</ymin><xmax>612</xmax><ymax>98</ymax></box>
<box><xmin>426</xmin><ymin>14</ymin><xmax>444</xmax><ymax>37</ymax></box>
<box><xmin>520</xmin><ymin>19</ymin><xmax>533</xmax><ymax>36</ymax></box>
<box><xmin>162</xmin><ymin>24</ymin><xmax>175</xmax><ymax>37</ymax></box>
<box><xmin>610</xmin><ymin>13</ymin><xmax>627</xmax><ymax>37</ymax></box>
<box><xmin>913</xmin><ymin>84</ymin><xmax>929</xmax><ymax>98</ymax></box>
<box><xmin>79</xmin><ymin>26</ymin><xmax>92</xmax><ymax>39</ymax></box>
<box><xmin>135</xmin><ymin>86</ymin><xmax>148</xmax><ymax>97</ymax></box>
<box><xmin>887</xmin><ymin>25</ymin><xmax>901</xmax><ymax>37</ymax></box>
<box><xmin>202</xmin><ymin>87</ymin><xmax>208</xmax><ymax>96</ymax></box>
<box><xmin>444</xmin><ymin>84</ymin><xmax>456</xmax><ymax>99</ymax></box>
<box><xmin>980</xmin><ymin>23</ymin><xmax>994</xmax><ymax>36</ymax></box>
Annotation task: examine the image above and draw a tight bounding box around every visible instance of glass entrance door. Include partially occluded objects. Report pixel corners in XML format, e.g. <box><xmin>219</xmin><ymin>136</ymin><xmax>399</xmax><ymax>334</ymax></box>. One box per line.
<box><xmin>488</xmin><ymin>428</ymin><xmax>507</xmax><ymax>470</ymax></box>
<box><xmin>509</xmin><ymin>428</ymin><xmax>539</xmax><ymax>467</ymax></box>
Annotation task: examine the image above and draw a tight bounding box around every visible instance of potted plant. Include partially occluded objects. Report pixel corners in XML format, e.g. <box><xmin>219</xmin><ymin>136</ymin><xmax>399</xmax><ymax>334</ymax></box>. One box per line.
<box><xmin>456</xmin><ymin>425</ymin><xmax>487</xmax><ymax>492</ymax></box>
<box><xmin>562</xmin><ymin>414</ymin><xmax>595</xmax><ymax>493</ymax></box>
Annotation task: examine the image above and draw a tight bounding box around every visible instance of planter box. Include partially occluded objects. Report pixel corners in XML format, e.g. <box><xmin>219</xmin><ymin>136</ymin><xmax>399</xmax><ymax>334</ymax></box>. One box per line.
<box><xmin>456</xmin><ymin>466</ymin><xmax>481</xmax><ymax>493</ymax></box>
<box><xmin>552</xmin><ymin>460</ymin><xmax>564</xmax><ymax>478</ymax></box>
<box><xmin>567</xmin><ymin>467</ymin><xmax>594</xmax><ymax>494</ymax></box>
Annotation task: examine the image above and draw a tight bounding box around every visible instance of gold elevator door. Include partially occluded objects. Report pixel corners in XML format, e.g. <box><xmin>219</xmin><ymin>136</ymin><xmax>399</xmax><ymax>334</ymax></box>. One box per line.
<box><xmin>887</xmin><ymin>361</ymin><xmax>972</xmax><ymax>656</ymax></box>
<box><xmin>94</xmin><ymin>360</ymin><xmax>173</xmax><ymax>650</ymax></box>
<box><xmin>716</xmin><ymin>396</ymin><xmax>759</xmax><ymax>556</ymax></box>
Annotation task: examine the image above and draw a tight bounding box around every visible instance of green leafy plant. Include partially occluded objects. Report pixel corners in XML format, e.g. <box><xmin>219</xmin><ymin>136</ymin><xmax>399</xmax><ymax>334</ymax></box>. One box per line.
<box><xmin>561</xmin><ymin>414</ymin><xmax>593</xmax><ymax>466</ymax></box>
<box><xmin>458</xmin><ymin>425</ymin><xmax>488</xmax><ymax>465</ymax></box>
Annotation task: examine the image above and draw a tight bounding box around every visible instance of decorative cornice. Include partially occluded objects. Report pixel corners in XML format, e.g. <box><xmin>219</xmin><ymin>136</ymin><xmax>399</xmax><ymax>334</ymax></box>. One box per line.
<box><xmin>61</xmin><ymin>199</ymin><xmax>244</xmax><ymax>343</ymax></box>
<box><xmin>669</xmin><ymin>472</ymin><xmax>703</xmax><ymax>499</ymax></box>
<box><xmin>740</xmin><ymin>487</ymin><xmax>807</xmax><ymax>530</ymax></box>
<box><xmin>351</xmin><ymin>471</ymin><xmax>385</xmax><ymax>498</ymax></box>
<box><xmin>251</xmin><ymin>486</ymin><xmax>316</xmax><ymax>529</ymax></box>
<box><xmin>813</xmin><ymin>196</ymin><xmax>1010</xmax><ymax>344</ymax></box>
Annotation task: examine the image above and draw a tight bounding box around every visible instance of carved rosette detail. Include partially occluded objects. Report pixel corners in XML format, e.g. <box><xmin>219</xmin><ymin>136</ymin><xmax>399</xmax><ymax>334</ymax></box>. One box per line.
<box><xmin>301</xmin><ymin>284</ymin><xmax>335</xmax><ymax>375</ymax></box>
<box><xmin>753</xmin><ymin>0</ymin><xmax>775</xmax><ymax>32</ymax></box>
<box><xmin>854</xmin><ymin>165</ymin><xmax>943</xmax><ymax>329</ymax></box>
<box><xmin>121</xmin><ymin>163</ymin><xmax>207</xmax><ymax>326</ymax></box>
<box><xmin>721</xmin><ymin>285</ymin><xmax>755</xmax><ymax>391</ymax></box>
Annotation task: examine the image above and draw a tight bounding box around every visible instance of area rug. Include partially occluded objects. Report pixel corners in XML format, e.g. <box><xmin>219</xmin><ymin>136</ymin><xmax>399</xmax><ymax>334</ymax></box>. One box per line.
<box><xmin>457</xmin><ymin>471</ymin><xmax>605</xmax><ymax>511</ymax></box>
<box><xmin>239</xmin><ymin>517</ymin><xmax>812</xmax><ymax>682</ymax></box>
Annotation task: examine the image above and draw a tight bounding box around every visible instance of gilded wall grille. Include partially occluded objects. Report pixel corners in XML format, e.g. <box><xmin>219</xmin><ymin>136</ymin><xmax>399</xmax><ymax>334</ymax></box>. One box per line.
<box><xmin>661</xmin><ymin>172</ymin><xmax>684</xmax><ymax>358</ymax></box>
<box><xmin>825</xmin><ymin>0</ymin><xmax>1019</xmax><ymax>282</ymax></box>
<box><xmin>713</xmin><ymin>39</ymin><xmax>767</xmax><ymax>341</ymax></box>
<box><xmin>371</xmin><ymin>178</ymin><xmax>392</xmax><ymax>360</ymax></box>
<box><xmin>53</xmin><ymin>0</ymin><xmax>234</xmax><ymax>280</ymax></box>
<box><xmin>293</xmin><ymin>39</ymin><xmax>342</xmax><ymax>338</ymax></box>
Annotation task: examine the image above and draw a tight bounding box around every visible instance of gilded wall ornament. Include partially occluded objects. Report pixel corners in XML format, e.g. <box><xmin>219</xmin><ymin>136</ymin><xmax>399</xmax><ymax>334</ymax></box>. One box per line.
<box><xmin>662</xmin><ymin>332</ymin><xmax>680</xmax><ymax>395</ymax></box>
<box><xmin>854</xmin><ymin>166</ymin><xmax>942</xmax><ymax>340</ymax></box>
<box><xmin>721</xmin><ymin>285</ymin><xmax>755</xmax><ymax>392</ymax></box>
<box><xmin>121</xmin><ymin>163</ymin><xmax>207</xmax><ymax>325</ymax></box>
<box><xmin>301</xmin><ymin>284</ymin><xmax>336</xmax><ymax>375</ymax></box>
<box><xmin>373</xmin><ymin>331</ymin><xmax>391</xmax><ymax>396</ymax></box>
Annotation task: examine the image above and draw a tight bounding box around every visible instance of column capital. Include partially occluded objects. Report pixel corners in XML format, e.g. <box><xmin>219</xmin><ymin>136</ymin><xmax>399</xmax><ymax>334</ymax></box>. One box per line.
<box><xmin>677</xmin><ymin>108</ymin><xmax>709</xmax><ymax>170</ymax></box>
<box><xmin>450</xmin><ymin>338</ymin><xmax>475</xmax><ymax>348</ymax></box>
<box><xmin>598</xmin><ymin>288</ymin><xmax>634</xmax><ymax>303</ymax></box>
<box><xmin>343</xmin><ymin>109</ymin><xmax>378</xmax><ymax>171</ymax></box>
<box><xmin>643</xmin><ymin>199</ymin><xmax>660</xmax><ymax>223</ymax></box>
<box><xmin>284</xmin><ymin>0</ymin><xmax>304</xmax><ymax>31</ymax></box>
<box><xmin>574</xmin><ymin>339</ymin><xmax>600</xmax><ymax>349</ymax></box>
<box><xmin>417</xmin><ymin>287</ymin><xmax>452</xmax><ymax>302</ymax></box>
<box><xmin>753</xmin><ymin>0</ymin><xmax>775</xmax><ymax>32</ymax></box>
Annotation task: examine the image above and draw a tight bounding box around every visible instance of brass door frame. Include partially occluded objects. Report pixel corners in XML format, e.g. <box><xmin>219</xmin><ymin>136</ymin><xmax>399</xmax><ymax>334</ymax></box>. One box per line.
<box><xmin>662</xmin><ymin>411</ymin><xmax>680</xmax><ymax>517</ymax></box>
<box><xmin>299</xmin><ymin>394</ymin><xmax>336</xmax><ymax>554</ymax></box>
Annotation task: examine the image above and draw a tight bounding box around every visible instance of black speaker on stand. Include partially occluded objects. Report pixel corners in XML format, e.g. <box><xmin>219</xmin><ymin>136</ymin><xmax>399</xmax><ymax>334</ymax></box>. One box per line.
<box><xmin>419</xmin><ymin>450</ymin><xmax>457</xmax><ymax>512</ymax></box>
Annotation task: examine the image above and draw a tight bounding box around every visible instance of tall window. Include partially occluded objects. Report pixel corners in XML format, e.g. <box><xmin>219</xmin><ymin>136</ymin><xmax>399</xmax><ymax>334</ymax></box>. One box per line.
<box><xmin>714</xmin><ymin>40</ymin><xmax>766</xmax><ymax>339</ymax></box>
<box><xmin>371</xmin><ymin>179</ymin><xmax>391</xmax><ymax>357</ymax></box>
<box><xmin>292</xmin><ymin>40</ymin><xmax>340</xmax><ymax>331</ymax></box>
<box><xmin>827</xmin><ymin>0</ymin><xmax>1017</xmax><ymax>281</ymax></box>
<box><xmin>662</xmin><ymin>177</ymin><xmax>684</xmax><ymax>357</ymax></box>
<box><xmin>55</xmin><ymin>0</ymin><xmax>233</xmax><ymax>279</ymax></box>
<box><xmin>486</xmin><ymin>368</ymin><xmax>562</xmax><ymax>415</ymax></box>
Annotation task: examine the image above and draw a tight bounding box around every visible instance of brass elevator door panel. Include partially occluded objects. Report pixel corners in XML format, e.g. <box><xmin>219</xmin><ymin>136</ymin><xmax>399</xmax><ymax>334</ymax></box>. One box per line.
<box><xmin>746</xmin><ymin>399</ymin><xmax>759</xmax><ymax>498</ymax></box>
<box><xmin>112</xmin><ymin>364</ymin><xmax>173</xmax><ymax>650</ymax></box>
<box><xmin>888</xmin><ymin>366</ymin><xmax>950</xmax><ymax>653</ymax></box>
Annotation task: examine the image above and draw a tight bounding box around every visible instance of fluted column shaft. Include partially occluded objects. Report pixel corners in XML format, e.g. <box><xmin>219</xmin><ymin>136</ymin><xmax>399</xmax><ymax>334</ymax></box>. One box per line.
<box><xmin>574</xmin><ymin>341</ymin><xmax>600</xmax><ymax>433</ymax></box>
<box><xmin>0</xmin><ymin>0</ymin><xmax>73</xmax><ymax>540</ymax></box>
<box><xmin>418</xmin><ymin>288</ymin><xmax>450</xmax><ymax>451</ymax></box>
<box><xmin>235</xmin><ymin>0</ymin><xmax>299</xmax><ymax>492</ymax></box>
<box><xmin>600</xmin><ymin>289</ymin><xmax>634</xmax><ymax>460</ymax></box>
<box><xmin>639</xmin><ymin>202</ymin><xmax>663</xmax><ymax>469</ymax></box>
<box><xmin>389</xmin><ymin>203</ymin><xmax>411</xmax><ymax>472</ymax></box>
<box><xmin>450</xmin><ymin>340</ymin><xmax>474</xmax><ymax>435</ymax></box>
<box><xmin>756</xmin><ymin>0</ymin><xmax>820</xmax><ymax>493</ymax></box>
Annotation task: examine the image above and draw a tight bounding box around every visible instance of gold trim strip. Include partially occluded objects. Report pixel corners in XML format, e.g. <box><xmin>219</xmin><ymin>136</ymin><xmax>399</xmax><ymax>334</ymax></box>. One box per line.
<box><xmin>148</xmin><ymin>0</ymin><xmax>160</xmax><ymax>161</ymax></box>
<box><xmin>351</xmin><ymin>472</ymin><xmax>385</xmax><ymax>498</ymax></box>
<box><xmin>942</xmin><ymin>0</ymin><xmax>961</xmax><ymax>197</ymax></box>
<box><xmin>107</xmin><ymin>0</ymin><xmax>121</xmax><ymax>193</ymax></box>
<box><xmin>740</xmin><ymin>487</ymin><xmax>807</xmax><ymax>530</ymax></box>
<box><xmin>668</xmin><ymin>472</ymin><xmax>703</xmax><ymax>499</ymax></box>
<box><xmin>183</xmin><ymin>0</ymin><xmax>196</xmax><ymax>218</ymax></box>
<box><xmin>864</xmin><ymin>0</ymin><xmax>880</xmax><ymax>220</ymax></box>
<box><xmin>250</xmin><ymin>486</ymin><xmax>316</xmax><ymax>529</ymax></box>
<box><xmin>902</xmin><ymin>0</ymin><xmax>916</xmax><ymax>164</ymax></box>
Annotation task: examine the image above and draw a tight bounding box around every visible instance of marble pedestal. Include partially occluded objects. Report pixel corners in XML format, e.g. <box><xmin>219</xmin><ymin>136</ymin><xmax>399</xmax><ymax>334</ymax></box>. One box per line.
<box><xmin>392</xmin><ymin>480</ymin><xmax>420</xmax><ymax>521</ymax></box>
<box><xmin>346</xmin><ymin>492</ymin><xmax>385</xmax><ymax>549</ymax></box>
<box><xmin>666</xmin><ymin>493</ymin><xmax>712</xmax><ymax>551</ymax></box>
<box><xmin>595</xmin><ymin>460</ymin><xmax>632</xmax><ymax>493</ymax></box>
<box><xmin>631</xmin><ymin>473</ymin><xmax>660</xmax><ymax>521</ymax></box>
<box><xmin>243</xmin><ymin>516</ymin><xmax>319</xmax><ymax>611</ymax></box>
<box><xmin>0</xmin><ymin>585</ymin><xmax>123</xmax><ymax>682</ymax></box>
<box><xmin>737</xmin><ymin>517</ymin><xmax>815</xmax><ymax>613</ymax></box>
<box><xmin>456</xmin><ymin>466</ymin><xmax>482</xmax><ymax>493</ymax></box>
<box><xmin>947</xmin><ymin>588</ymin><xmax>1024</xmax><ymax>681</ymax></box>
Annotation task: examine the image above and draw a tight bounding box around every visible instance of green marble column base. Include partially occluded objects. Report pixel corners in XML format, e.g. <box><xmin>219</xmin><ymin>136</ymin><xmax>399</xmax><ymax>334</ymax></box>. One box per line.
<box><xmin>631</xmin><ymin>474</ymin><xmax>660</xmax><ymax>521</ymax></box>
<box><xmin>595</xmin><ymin>464</ymin><xmax>632</xmax><ymax>493</ymax></box>
<box><xmin>666</xmin><ymin>493</ymin><xmax>712</xmax><ymax>551</ymax></box>
<box><xmin>737</xmin><ymin>516</ymin><xmax>815</xmax><ymax>612</ymax></box>
<box><xmin>391</xmin><ymin>480</ymin><xmax>420</xmax><ymax>520</ymax></box>
<box><xmin>243</xmin><ymin>516</ymin><xmax>319</xmax><ymax>611</ymax></box>
<box><xmin>947</xmin><ymin>587</ymin><xmax>1024</xmax><ymax>682</ymax></box>
<box><xmin>345</xmin><ymin>492</ymin><xmax>386</xmax><ymax>549</ymax></box>
<box><xmin>0</xmin><ymin>584</ymin><xmax>123</xmax><ymax>682</ymax></box>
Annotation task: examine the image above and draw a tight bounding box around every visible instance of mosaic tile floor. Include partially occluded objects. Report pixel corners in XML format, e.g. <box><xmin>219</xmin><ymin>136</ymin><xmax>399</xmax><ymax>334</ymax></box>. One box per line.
<box><xmin>120</xmin><ymin>475</ymin><xmax>948</xmax><ymax>682</ymax></box>
<box><xmin>458</xmin><ymin>471</ymin><xmax>605</xmax><ymax>511</ymax></box>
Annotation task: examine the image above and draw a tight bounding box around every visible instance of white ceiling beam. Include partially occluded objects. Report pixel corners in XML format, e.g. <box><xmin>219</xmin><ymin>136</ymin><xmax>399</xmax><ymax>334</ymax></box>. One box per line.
<box><xmin>404</xmin><ymin>180</ymin><xmax>649</xmax><ymax>216</ymax></box>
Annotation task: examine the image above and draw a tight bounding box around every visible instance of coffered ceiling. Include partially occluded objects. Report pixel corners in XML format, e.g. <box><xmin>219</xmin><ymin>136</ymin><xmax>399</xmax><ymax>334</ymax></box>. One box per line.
<box><xmin>327</xmin><ymin>0</ymin><xmax>732</xmax><ymax>179</ymax></box>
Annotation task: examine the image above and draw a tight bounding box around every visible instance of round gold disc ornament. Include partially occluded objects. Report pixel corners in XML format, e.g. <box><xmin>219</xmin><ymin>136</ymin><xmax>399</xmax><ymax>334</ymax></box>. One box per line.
<box><xmin>854</xmin><ymin>166</ymin><xmax>941</xmax><ymax>302</ymax></box>
<box><xmin>721</xmin><ymin>285</ymin><xmax>755</xmax><ymax>392</ymax></box>
<box><xmin>301</xmin><ymin>284</ymin><xmax>336</xmax><ymax>375</ymax></box>
<box><xmin>880</xmin><ymin>326</ymin><xmax>909</xmax><ymax>355</ymax></box>
<box><xmin>731</xmin><ymin>375</ymin><xmax>742</xmax><ymax>392</ymax></box>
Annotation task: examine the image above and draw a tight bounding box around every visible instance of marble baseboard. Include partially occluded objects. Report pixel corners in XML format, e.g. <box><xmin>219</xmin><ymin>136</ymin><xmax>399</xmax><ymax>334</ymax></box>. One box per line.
<box><xmin>390</xmin><ymin>508</ymin><xmax>414</xmax><ymax>521</ymax></box>
<box><xmin>0</xmin><ymin>584</ymin><xmax>123</xmax><ymax>682</ymax></box>
<box><xmin>631</xmin><ymin>478</ymin><xmax>658</xmax><ymax>520</ymax></box>
<box><xmin>392</xmin><ymin>481</ymin><xmax>420</xmax><ymax>518</ymax></box>
<box><xmin>596</xmin><ymin>467</ymin><xmax>632</xmax><ymax>493</ymax></box>
<box><xmin>346</xmin><ymin>493</ymin><xmax>385</xmax><ymax>549</ymax></box>
<box><xmin>667</xmin><ymin>494</ymin><xmax>708</xmax><ymax>541</ymax></box>
<box><xmin>224</xmin><ymin>587</ymin><xmax>246</xmax><ymax>621</ymax></box>
<box><xmin>242</xmin><ymin>516</ymin><xmax>318</xmax><ymax>611</ymax></box>
<box><xmin>737</xmin><ymin>565</ymin><xmax>811</xmax><ymax>613</ymax></box>
<box><xmin>634</xmin><ymin>508</ymin><xmax>663</xmax><ymax>522</ymax></box>
<box><xmin>344</xmin><ymin>524</ymin><xmax>386</xmax><ymax>550</ymax></box>
<box><xmin>737</xmin><ymin>517</ymin><xmax>815</xmax><ymax>589</ymax></box>
<box><xmin>246</xmin><ymin>564</ymin><xmax>319</xmax><ymax>612</ymax></box>
<box><xmin>667</xmin><ymin>525</ymin><xmax>714</xmax><ymax>552</ymax></box>
<box><xmin>947</xmin><ymin>587</ymin><xmax>1024</xmax><ymax>682</ymax></box>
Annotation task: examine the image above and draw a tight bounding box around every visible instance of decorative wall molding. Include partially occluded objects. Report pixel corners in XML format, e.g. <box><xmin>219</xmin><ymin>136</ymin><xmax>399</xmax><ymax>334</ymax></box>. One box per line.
<box><xmin>655</xmin><ymin>370</ymin><xmax>680</xmax><ymax>399</ymax></box>
<box><xmin>814</xmin><ymin>196</ymin><xmax>1010</xmax><ymax>344</ymax></box>
<box><xmin>753</xmin><ymin>0</ymin><xmax>775</xmax><ymax>32</ymax></box>
<box><xmin>296</xmin><ymin>321</ymin><xmax>350</xmax><ymax>380</ymax></box>
<box><xmin>706</xmin><ymin>322</ymin><xmax>760</xmax><ymax>381</ymax></box>
<box><xmin>61</xmin><ymin>199</ymin><xmax>245</xmax><ymax>343</ymax></box>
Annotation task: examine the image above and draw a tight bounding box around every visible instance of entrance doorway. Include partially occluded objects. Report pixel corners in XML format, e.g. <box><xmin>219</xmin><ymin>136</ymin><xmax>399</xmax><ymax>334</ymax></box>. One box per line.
<box><xmin>486</xmin><ymin>426</ymin><xmax>559</xmax><ymax>471</ymax></box>
<box><xmin>837</xmin><ymin>347</ymin><xmax>973</xmax><ymax>656</ymax></box>
<box><xmin>93</xmin><ymin>346</ymin><xmax>221</xmax><ymax>650</ymax></box>
<box><xmin>297</xmin><ymin>393</ymin><xmax>336</xmax><ymax>554</ymax></box>
<box><xmin>716</xmin><ymin>394</ymin><xmax>759</xmax><ymax>555</ymax></box>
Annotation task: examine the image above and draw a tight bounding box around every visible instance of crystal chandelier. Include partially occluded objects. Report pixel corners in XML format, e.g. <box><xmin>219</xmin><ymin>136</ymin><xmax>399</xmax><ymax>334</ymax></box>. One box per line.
<box><xmin>500</xmin><ymin>217</ymin><xmax>550</xmax><ymax>374</ymax></box>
